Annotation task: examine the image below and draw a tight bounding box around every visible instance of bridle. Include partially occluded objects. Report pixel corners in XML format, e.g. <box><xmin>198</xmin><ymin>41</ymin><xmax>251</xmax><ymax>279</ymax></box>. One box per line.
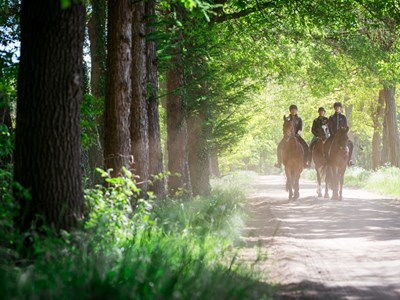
<box><xmin>284</xmin><ymin>120</ymin><xmax>296</xmax><ymax>142</ymax></box>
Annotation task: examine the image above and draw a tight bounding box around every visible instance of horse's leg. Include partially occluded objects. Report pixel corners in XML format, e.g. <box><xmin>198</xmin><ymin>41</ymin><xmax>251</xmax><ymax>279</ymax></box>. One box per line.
<box><xmin>316</xmin><ymin>167</ymin><xmax>322</xmax><ymax>197</ymax></box>
<box><xmin>332</xmin><ymin>167</ymin><xmax>339</xmax><ymax>200</ymax></box>
<box><xmin>323</xmin><ymin>166</ymin><xmax>329</xmax><ymax>198</ymax></box>
<box><xmin>286</xmin><ymin>168</ymin><xmax>293</xmax><ymax>200</ymax></box>
<box><xmin>338</xmin><ymin>168</ymin><xmax>345</xmax><ymax>200</ymax></box>
<box><xmin>293</xmin><ymin>172</ymin><xmax>300</xmax><ymax>199</ymax></box>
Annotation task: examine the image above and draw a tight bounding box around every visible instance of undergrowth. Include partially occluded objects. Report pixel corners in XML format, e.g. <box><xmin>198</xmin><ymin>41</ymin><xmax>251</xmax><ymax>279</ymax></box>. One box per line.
<box><xmin>0</xmin><ymin>169</ymin><xmax>270</xmax><ymax>300</ymax></box>
<box><xmin>302</xmin><ymin>166</ymin><xmax>400</xmax><ymax>197</ymax></box>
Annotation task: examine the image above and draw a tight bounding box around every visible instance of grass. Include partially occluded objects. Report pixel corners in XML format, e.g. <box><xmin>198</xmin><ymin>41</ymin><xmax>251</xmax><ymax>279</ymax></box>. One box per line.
<box><xmin>302</xmin><ymin>166</ymin><xmax>400</xmax><ymax>198</ymax></box>
<box><xmin>0</xmin><ymin>170</ymin><xmax>271</xmax><ymax>300</ymax></box>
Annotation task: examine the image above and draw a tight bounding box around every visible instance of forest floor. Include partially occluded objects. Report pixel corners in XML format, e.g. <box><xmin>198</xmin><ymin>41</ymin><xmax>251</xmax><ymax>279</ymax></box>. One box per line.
<box><xmin>241</xmin><ymin>175</ymin><xmax>400</xmax><ymax>299</ymax></box>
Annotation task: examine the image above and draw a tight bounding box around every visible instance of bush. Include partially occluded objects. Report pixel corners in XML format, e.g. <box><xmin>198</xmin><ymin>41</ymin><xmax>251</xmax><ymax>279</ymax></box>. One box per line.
<box><xmin>0</xmin><ymin>169</ymin><xmax>270</xmax><ymax>300</ymax></box>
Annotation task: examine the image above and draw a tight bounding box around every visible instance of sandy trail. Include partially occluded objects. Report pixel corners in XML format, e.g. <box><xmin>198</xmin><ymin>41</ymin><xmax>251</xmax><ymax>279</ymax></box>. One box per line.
<box><xmin>242</xmin><ymin>175</ymin><xmax>400</xmax><ymax>299</ymax></box>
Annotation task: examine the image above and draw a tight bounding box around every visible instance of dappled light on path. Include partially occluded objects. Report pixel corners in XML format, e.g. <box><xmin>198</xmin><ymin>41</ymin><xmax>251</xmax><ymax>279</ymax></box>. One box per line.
<box><xmin>242</xmin><ymin>175</ymin><xmax>400</xmax><ymax>299</ymax></box>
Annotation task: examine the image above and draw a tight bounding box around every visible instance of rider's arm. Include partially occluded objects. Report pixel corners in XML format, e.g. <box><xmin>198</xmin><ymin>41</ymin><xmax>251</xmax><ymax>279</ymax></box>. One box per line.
<box><xmin>328</xmin><ymin>116</ymin><xmax>334</xmax><ymax>134</ymax></box>
<box><xmin>343</xmin><ymin>115</ymin><xmax>350</xmax><ymax>132</ymax></box>
<box><xmin>311</xmin><ymin>119</ymin><xmax>318</xmax><ymax>136</ymax></box>
<box><xmin>297</xmin><ymin>117</ymin><xmax>303</xmax><ymax>135</ymax></box>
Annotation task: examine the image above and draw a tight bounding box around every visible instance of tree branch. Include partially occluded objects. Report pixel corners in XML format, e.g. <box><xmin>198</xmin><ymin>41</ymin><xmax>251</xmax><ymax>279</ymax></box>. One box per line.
<box><xmin>211</xmin><ymin>1</ymin><xmax>276</xmax><ymax>24</ymax></box>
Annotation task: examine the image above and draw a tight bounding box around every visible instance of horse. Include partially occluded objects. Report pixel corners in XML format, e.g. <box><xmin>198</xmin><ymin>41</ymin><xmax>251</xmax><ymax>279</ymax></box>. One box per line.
<box><xmin>326</xmin><ymin>127</ymin><xmax>349</xmax><ymax>200</ymax></box>
<box><xmin>282</xmin><ymin>115</ymin><xmax>304</xmax><ymax>200</ymax></box>
<box><xmin>312</xmin><ymin>125</ymin><xmax>329</xmax><ymax>198</ymax></box>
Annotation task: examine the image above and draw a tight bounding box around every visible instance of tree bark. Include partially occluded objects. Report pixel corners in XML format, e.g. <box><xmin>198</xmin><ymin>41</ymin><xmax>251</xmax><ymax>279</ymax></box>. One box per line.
<box><xmin>87</xmin><ymin>0</ymin><xmax>107</xmax><ymax>185</ymax></box>
<box><xmin>131</xmin><ymin>0</ymin><xmax>149</xmax><ymax>195</ymax></box>
<box><xmin>345</xmin><ymin>103</ymin><xmax>358</xmax><ymax>163</ymax></box>
<box><xmin>0</xmin><ymin>105</ymin><xmax>13</xmax><ymax>167</ymax></box>
<box><xmin>146</xmin><ymin>0</ymin><xmax>165</xmax><ymax>198</ymax></box>
<box><xmin>187</xmin><ymin>112</ymin><xmax>211</xmax><ymax>196</ymax></box>
<box><xmin>104</xmin><ymin>0</ymin><xmax>132</xmax><ymax>177</ymax></box>
<box><xmin>381</xmin><ymin>85</ymin><xmax>400</xmax><ymax>167</ymax></box>
<box><xmin>372</xmin><ymin>91</ymin><xmax>385</xmax><ymax>170</ymax></box>
<box><xmin>166</xmin><ymin>5</ymin><xmax>191</xmax><ymax>198</ymax></box>
<box><xmin>14</xmin><ymin>0</ymin><xmax>85</xmax><ymax>231</ymax></box>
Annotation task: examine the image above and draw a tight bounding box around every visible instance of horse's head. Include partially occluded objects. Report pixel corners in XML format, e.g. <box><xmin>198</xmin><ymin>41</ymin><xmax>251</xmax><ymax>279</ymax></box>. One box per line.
<box><xmin>318</xmin><ymin>125</ymin><xmax>329</xmax><ymax>142</ymax></box>
<box><xmin>335</xmin><ymin>127</ymin><xmax>349</xmax><ymax>149</ymax></box>
<box><xmin>283</xmin><ymin>115</ymin><xmax>295</xmax><ymax>141</ymax></box>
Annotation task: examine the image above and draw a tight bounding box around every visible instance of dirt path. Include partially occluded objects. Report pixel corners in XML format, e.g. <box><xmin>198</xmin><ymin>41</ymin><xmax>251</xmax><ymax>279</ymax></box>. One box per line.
<box><xmin>242</xmin><ymin>175</ymin><xmax>400</xmax><ymax>299</ymax></box>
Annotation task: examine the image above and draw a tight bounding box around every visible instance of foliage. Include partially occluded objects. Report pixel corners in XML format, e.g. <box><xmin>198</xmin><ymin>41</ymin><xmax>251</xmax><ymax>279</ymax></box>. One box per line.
<box><xmin>0</xmin><ymin>170</ymin><xmax>272</xmax><ymax>299</ymax></box>
<box><xmin>80</xmin><ymin>94</ymin><xmax>103</xmax><ymax>150</ymax></box>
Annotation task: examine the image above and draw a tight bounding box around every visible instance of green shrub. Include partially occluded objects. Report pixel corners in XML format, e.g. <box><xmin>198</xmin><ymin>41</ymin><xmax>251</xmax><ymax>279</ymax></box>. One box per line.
<box><xmin>1</xmin><ymin>169</ymin><xmax>270</xmax><ymax>300</ymax></box>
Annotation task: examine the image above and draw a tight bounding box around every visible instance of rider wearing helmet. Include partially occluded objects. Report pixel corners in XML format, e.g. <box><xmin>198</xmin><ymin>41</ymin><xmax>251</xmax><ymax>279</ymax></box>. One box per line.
<box><xmin>275</xmin><ymin>104</ymin><xmax>309</xmax><ymax>168</ymax></box>
<box><xmin>324</xmin><ymin>102</ymin><xmax>354</xmax><ymax>166</ymax></box>
<box><xmin>308</xmin><ymin>107</ymin><xmax>329</xmax><ymax>165</ymax></box>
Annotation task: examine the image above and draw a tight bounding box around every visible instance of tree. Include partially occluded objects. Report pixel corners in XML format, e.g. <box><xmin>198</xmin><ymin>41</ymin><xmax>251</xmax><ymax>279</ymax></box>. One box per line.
<box><xmin>166</xmin><ymin>5</ymin><xmax>192</xmax><ymax>197</ymax></box>
<box><xmin>104</xmin><ymin>0</ymin><xmax>132</xmax><ymax>177</ymax></box>
<box><xmin>146</xmin><ymin>0</ymin><xmax>165</xmax><ymax>198</ymax></box>
<box><xmin>14</xmin><ymin>0</ymin><xmax>85</xmax><ymax>231</ymax></box>
<box><xmin>87</xmin><ymin>0</ymin><xmax>107</xmax><ymax>185</ymax></box>
<box><xmin>131</xmin><ymin>0</ymin><xmax>149</xmax><ymax>195</ymax></box>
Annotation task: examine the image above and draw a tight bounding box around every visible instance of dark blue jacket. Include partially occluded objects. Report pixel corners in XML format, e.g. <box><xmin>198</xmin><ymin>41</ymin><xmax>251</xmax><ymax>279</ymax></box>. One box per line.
<box><xmin>328</xmin><ymin>112</ymin><xmax>349</xmax><ymax>136</ymax></box>
<box><xmin>311</xmin><ymin>116</ymin><xmax>329</xmax><ymax>137</ymax></box>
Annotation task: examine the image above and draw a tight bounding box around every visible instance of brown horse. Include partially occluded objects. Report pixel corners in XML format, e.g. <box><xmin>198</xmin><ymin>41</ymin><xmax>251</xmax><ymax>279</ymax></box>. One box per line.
<box><xmin>282</xmin><ymin>116</ymin><xmax>304</xmax><ymax>200</ymax></box>
<box><xmin>312</xmin><ymin>127</ymin><xmax>329</xmax><ymax>198</ymax></box>
<box><xmin>326</xmin><ymin>128</ymin><xmax>349</xmax><ymax>200</ymax></box>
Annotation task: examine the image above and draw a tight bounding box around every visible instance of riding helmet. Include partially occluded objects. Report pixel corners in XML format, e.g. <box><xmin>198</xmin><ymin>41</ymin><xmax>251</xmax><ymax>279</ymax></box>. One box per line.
<box><xmin>318</xmin><ymin>107</ymin><xmax>326</xmax><ymax>112</ymax></box>
<box><xmin>333</xmin><ymin>102</ymin><xmax>342</xmax><ymax>108</ymax></box>
<box><xmin>289</xmin><ymin>104</ymin><xmax>298</xmax><ymax>111</ymax></box>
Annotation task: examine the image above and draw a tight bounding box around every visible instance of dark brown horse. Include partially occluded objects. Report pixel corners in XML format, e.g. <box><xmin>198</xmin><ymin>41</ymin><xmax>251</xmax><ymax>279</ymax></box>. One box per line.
<box><xmin>326</xmin><ymin>128</ymin><xmax>349</xmax><ymax>200</ymax></box>
<box><xmin>312</xmin><ymin>126</ymin><xmax>329</xmax><ymax>198</ymax></box>
<box><xmin>282</xmin><ymin>116</ymin><xmax>304</xmax><ymax>200</ymax></box>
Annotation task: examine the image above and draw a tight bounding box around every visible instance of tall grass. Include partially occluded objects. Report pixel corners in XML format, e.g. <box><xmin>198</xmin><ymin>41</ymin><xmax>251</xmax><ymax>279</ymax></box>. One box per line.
<box><xmin>0</xmin><ymin>170</ymin><xmax>270</xmax><ymax>300</ymax></box>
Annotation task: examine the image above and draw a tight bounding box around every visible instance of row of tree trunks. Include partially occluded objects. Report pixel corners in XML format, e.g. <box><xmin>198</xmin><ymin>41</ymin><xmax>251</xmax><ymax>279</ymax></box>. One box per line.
<box><xmin>381</xmin><ymin>85</ymin><xmax>400</xmax><ymax>167</ymax></box>
<box><xmin>87</xmin><ymin>0</ymin><xmax>107</xmax><ymax>185</ymax></box>
<box><xmin>345</xmin><ymin>104</ymin><xmax>359</xmax><ymax>163</ymax></box>
<box><xmin>15</xmin><ymin>0</ymin><xmax>85</xmax><ymax>231</ymax></box>
<box><xmin>146</xmin><ymin>0</ymin><xmax>165</xmax><ymax>198</ymax></box>
<box><xmin>166</xmin><ymin>5</ymin><xmax>191</xmax><ymax>197</ymax></box>
<box><xmin>104</xmin><ymin>0</ymin><xmax>132</xmax><ymax>177</ymax></box>
<box><xmin>102</xmin><ymin>0</ymin><xmax>164</xmax><ymax>196</ymax></box>
<box><xmin>371</xmin><ymin>90</ymin><xmax>385</xmax><ymax>170</ymax></box>
<box><xmin>131</xmin><ymin>0</ymin><xmax>149</xmax><ymax>195</ymax></box>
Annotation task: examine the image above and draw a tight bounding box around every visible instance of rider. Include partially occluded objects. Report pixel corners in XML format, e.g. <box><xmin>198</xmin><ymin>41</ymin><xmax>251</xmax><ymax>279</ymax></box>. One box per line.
<box><xmin>275</xmin><ymin>104</ymin><xmax>309</xmax><ymax>168</ymax></box>
<box><xmin>308</xmin><ymin>107</ymin><xmax>329</xmax><ymax>165</ymax></box>
<box><xmin>324</xmin><ymin>102</ymin><xmax>354</xmax><ymax>166</ymax></box>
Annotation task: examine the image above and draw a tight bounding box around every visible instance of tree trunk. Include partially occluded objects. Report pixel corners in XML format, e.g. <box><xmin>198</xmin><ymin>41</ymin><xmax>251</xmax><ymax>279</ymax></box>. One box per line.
<box><xmin>381</xmin><ymin>85</ymin><xmax>400</xmax><ymax>167</ymax></box>
<box><xmin>14</xmin><ymin>0</ymin><xmax>85</xmax><ymax>231</ymax></box>
<box><xmin>187</xmin><ymin>112</ymin><xmax>211</xmax><ymax>196</ymax></box>
<box><xmin>345</xmin><ymin>104</ymin><xmax>358</xmax><ymax>164</ymax></box>
<box><xmin>146</xmin><ymin>0</ymin><xmax>165</xmax><ymax>198</ymax></box>
<box><xmin>87</xmin><ymin>0</ymin><xmax>107</xmax><ymax>185</ymax></box>
<box><xmin>166</xmin><ymin>5</ymin><xmax>191</xmax><ymax>197</ymax></box>
<box><xmin>0</xmin><ymin>105</ymin><xmax>13</xmax><ymax>167</ymax></box>
<box><xmin>131</xmin><ymin>0</ymin><xmax>149</xmax><ymax>195</ymax></box>
<box><xmin>104</xmin><ymin>0</ymin><xmax>132</xmax><ymax>177</ymax></box>
<box><xmin>372</xmin><ymin>91</ymin><xmax>385</xmax><ymax>170</ymax></box>
<box><xmin>210</xmin><ymin>147</ymin><xmax>220</xmax><ymax>177</ymax></box>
